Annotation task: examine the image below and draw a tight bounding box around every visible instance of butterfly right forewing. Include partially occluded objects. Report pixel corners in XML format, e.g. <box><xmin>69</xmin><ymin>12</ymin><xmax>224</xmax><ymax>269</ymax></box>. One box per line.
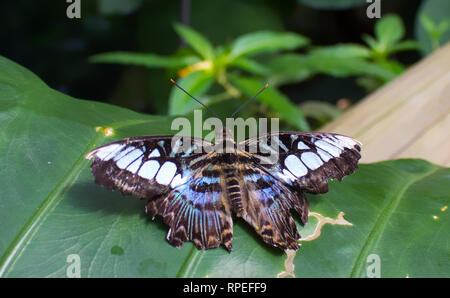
<box><xmin>241</xmin><ymin>132</ymin><xmax>362</xmax><ymax>194</ymax></box>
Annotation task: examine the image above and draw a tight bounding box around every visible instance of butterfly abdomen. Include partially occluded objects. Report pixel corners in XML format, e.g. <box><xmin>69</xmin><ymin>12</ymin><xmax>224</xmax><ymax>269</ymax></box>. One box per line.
<box><xmin>223</xmin><ymin>167</ymin><xmax>244</xmax><ymax>214</ymax></box>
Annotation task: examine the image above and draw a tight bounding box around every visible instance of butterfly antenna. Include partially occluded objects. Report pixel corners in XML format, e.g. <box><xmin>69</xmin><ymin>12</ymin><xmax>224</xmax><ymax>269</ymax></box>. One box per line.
<box><xmin>170</xmin><ymin>78</ymin><xmax>220</xmax><ymax>118</ymax></box>
<box><xmin>231</xmin><ymin>83</ymin><xmax>268</xmax><ymax>118</ymax></box>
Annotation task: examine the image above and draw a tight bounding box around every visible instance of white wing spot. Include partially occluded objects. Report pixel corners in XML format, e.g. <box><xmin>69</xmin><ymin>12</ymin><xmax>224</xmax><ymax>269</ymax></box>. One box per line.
<box><xmin>149</xmin><ymin>149</ymin><xmax>160</xmax><ymax>158</ymax></box>
<box><xmin>170</xmin><ymin>173</ymin><xmax>188</xmax><ymax>188</ymax></box>
<box><xmin>282</xmin><ymin>169</ymin><xmax>297</xmax><ymax>181</ymax></box>
<box><xmin>284</xmin><ymin>154</ymin><xmax>308</xmax><ymax>177</ymax></box>
<box><xmin>116</xmin><ymin>148</ymin><xmax>143</xmax><ymax>169</ymax></box>
<box><xmin>156</xmin><ymin>161</ymin><xmax>177</xmax><ymax>185</ymax></box>
<box><xmin>113</xmin><ymin>146</ymin><xmax>135</xmax><ymax>161</ymax></box>
<box><xmin>315</xmin><ymin>140</ymin><xmax>342</xmax><ymax>157</ymax></box>
<box><xmin>335</xmin><ymin>135</ymin><xmax>360</xmax><ymax>148</ymax></box>
<box><xmin>323</xmin><ymin>137</ymin><xmax>345</xmax><ymax>150</ymax></box>
<box><xmin>301</xmin><ymin>152</ymin><xmax>323</xmax><ymax>170</ymax></box>
<box><xmin>94</xmin><ymin>144</ymin><xmax>124</xmax><ymax>161</ymax></box>
<box><xmin>317</xmin><ymin>147</ymin><xmax>333</xmax><ymax>162</ymax></box>
<box><xmin>127</xmin><ymin>155</ymin><xmax>144</xmax><ymax>174</ymax></box>
<box><xmin>138</xmin><ymin>160</ymin><xmax>160</xmax><ymax>180</ymax></box>
<box><xmin>297</xmin><ymin>141</ymin><xmax>310</xmax><ymax>150</ymax></box>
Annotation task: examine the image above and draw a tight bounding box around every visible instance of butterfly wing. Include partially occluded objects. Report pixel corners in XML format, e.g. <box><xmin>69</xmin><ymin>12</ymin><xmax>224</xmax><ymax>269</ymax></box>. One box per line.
<box><xmin>86</xmin><ymin>136</ymin><xmax>234</xmax><ymax>251</ymax></box>
<box><xmin>241</xmin><ymin>132</ymin><xmax>362</xmax><ymax>194</ymax></box>
<box><xmin>85</xmin><ymin>135</ymin><xmax>205</xmax><ymax>198</ymax></box>
<box><xmin>146</xmin><ymin>163</ymin><xmax>234</xmax><ymax>251</ymax></box>
<box><xmin>237</xmin><ymin>164</ymin><xmax>309</xmax><ymax>250</ymax></box>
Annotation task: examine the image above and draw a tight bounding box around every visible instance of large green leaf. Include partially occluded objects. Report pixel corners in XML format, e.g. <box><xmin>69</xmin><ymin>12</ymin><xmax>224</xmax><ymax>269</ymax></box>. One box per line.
<box><xmin>0</xmin><ymin>56</ymin><xmax>448</xmax><ymax>277</ymax></box>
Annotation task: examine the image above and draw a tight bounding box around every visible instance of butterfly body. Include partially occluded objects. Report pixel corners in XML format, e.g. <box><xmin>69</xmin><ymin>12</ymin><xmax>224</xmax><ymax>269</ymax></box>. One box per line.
<box><xmin>86</xmin><ymin>129</ymin><xmax>361</xmax><ymax>251</ymax></box>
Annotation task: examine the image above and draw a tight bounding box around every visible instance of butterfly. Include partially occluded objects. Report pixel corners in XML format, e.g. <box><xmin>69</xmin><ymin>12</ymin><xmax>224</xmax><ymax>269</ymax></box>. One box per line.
<box><xmin>85</xmin><ymin>82</ymin><xmax>362</xmax><ymax>252</ymax></box>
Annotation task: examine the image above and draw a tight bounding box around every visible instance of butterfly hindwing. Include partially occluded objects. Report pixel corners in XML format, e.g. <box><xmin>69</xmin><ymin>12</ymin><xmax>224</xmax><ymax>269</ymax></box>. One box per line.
<box><xmin>145</xmin><ymin>164</ymin><xmax>234</xmax><ymax>251</ymax></box>
<box><xmin>241</xmin><ymin>132</ymin><xmax>362</xmax><ymax>194</ymax></box>
<box><xmin>238</xmin><ymin>164</ymin><xmax>309</xmax><ymax>250</ymax></box>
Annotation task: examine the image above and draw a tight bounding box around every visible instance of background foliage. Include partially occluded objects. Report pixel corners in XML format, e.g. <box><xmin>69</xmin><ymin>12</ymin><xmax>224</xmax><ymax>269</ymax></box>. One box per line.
<box><xmin>2</xmin><ymin>0</ymin><xmax>449</xmax><ymax>130</ymax></box>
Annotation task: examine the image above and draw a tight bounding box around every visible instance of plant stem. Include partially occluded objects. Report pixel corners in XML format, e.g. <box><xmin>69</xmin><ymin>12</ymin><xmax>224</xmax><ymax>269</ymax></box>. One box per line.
<box><xmin>216</xmin><ymin>69</ymin><xmax>241</xmax><ymax>98</ymax></box>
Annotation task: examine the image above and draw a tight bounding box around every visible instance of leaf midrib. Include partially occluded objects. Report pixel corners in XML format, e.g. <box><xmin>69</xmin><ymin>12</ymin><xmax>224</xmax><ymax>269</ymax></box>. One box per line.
<box><xmin>349</xmin><ymin>165</ymin><xmax>440</xmax><ymax>277</ymax></box>
<box><xmin>0</xmin><ymin>116</ymin><xmax>158</xmax><ymax>277</ymax></box>
<box><xmin>0</xmin><ymin>132</ymin><xmax>104</xmax><ymax>277</ymax></box>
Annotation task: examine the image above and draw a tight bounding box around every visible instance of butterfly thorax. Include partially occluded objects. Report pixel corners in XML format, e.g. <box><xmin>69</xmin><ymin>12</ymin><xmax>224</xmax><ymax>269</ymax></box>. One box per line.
<box><xmin>211</xmin><ymin>127</ymin><xmax>237</xmax><ymax>154</ymax></box>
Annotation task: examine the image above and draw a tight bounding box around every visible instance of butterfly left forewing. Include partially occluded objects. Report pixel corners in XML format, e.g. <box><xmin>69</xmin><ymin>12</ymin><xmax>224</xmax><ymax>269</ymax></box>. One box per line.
<box><xmin>85</xmin><ymin>136</ymin><xmax>209</xmax><ymax>199</ymax></box>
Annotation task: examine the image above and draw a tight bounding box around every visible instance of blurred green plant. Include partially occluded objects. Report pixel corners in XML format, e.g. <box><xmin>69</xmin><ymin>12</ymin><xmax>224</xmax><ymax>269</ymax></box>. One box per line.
<box><xmin>90</xmin><ymin>14</ymin><xmax>418</xmax><ymax>130</ymax></box>
<box><xmin>91</xmin><ymin>25</ymin><xmax>311</xmax><ymax>131</ymax></box>
<box><xmin>419</xmin><ymin>14</ymin><xmax>450</xmax><ymax>51</ymax></box>
<box><xmin>414</xmin><ymin>0</ymin><xmax>450</xmax><ymax>55</ymax></box>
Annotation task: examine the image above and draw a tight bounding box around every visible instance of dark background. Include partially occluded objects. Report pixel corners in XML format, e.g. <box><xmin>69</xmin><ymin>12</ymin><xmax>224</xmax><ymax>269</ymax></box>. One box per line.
<box><xmin>0</xmin><ymin>0</ymin><xmax>423</xmax><ymax>115</ymax></box>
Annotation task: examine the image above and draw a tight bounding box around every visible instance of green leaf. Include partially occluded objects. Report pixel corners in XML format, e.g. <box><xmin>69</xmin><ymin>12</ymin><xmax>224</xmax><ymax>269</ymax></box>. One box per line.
<box><xmin>375</xmin><ymin>14</ymin><xmax>405</xmax><ymax>50</ymax></box>
<box><xmin>267</xmin><ymin>45</ymin><xmax>373</xmax><ymax>86</ymax></box>
<box><xmin>168</xmin><ymin>72</ymin><xmax>214</xmax><ymax>115</ymax></box>
<box><xmin>173</xmin><ymin>23</ymin><xmax>215</xmax><ymax>61</ymax></box>
<box><xmin>415</xmin><ymin>0</ymin><xmax>450</xmax><ymax>55</ymax></box>
<box><xmin>0</xmin><ymin>57</ymin><xmax>448</xmax><ymax>277</ymax></box>
<box><xmin>227</xmin><ymin>57</ymin><xmax>271</xmax><ymax>76</ymax></box>
<box><xmin>229</xmin><ymin>75</ymin><xmax>310</xmax><ymax>131</ymax></box>
<box><xmin>362</xmin><ymin>34</ymin><xmax>379</xmax><ymax>51</ymax></box>
<box><xmin>266</xmin><ymin>54</ymin><xmax>312</xmax><ymax>86</ymax></box>
<box><xmin>388</xmin><ymin>40</ymin><xmax>421</xmax><ymax>54</ymax></box>
<box><xmin>305</xmin><ymin>52</ymin><xmax>396</xmax><ymax>82</ymax></box>
<box><xmin>228</xmin><ymin>31</ymin><xmax>310</xmax><ymax>60</ymax></box>
<box><xmin>309</xmin><ymin>44</ymin><xmax>372</xmax><ymax>59</ymax></box>
<box><xmin>298</xmin><ymin>0</ymin><xmax>367</xmax><ymax>10</ymax></box>
<box><xmin>375</xmin><ymin>60</ymin><xmax>406</xmax><ymax>76</ymax></box>
<box><xmin>299</xmin><ymin>100</ymin><xmax>342</xmax><ymax>126</ymax></box>
<box><xmin>90</xmin><ymin>52</ymin><xmax>200</xmax><ymax>69</ymax></box>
